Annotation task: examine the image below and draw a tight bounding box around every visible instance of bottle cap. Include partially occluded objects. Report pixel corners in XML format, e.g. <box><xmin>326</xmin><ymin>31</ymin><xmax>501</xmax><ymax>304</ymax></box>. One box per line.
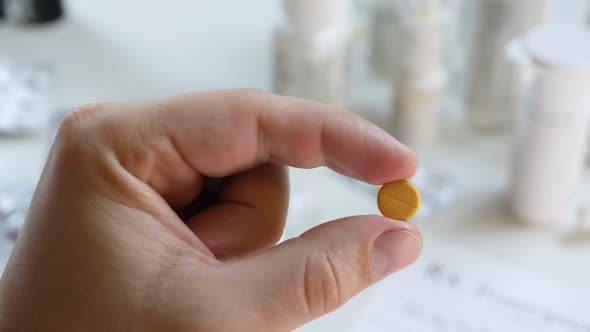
<box><xmin>524</xmin><ymin>23</ymin><xmax>590</xmax><ymax>73</ymax></box>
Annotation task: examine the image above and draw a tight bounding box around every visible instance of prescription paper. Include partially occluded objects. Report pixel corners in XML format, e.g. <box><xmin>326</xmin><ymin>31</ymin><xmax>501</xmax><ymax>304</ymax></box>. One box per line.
<box><xmin>350</xmin><ymin>247</ymin><xmax>590</xmax><ymax>332</ymax></box>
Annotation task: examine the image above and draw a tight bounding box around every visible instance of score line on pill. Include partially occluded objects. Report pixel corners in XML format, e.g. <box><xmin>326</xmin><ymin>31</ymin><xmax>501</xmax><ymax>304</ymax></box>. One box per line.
<box><xmin>377</xmin><ymin>180</ymin><xmax>421</xmax><ymax>221</ymax></box>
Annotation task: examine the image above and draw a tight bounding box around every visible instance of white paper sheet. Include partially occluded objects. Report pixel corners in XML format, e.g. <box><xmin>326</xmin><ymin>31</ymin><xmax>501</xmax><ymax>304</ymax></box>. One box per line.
<box><xmin>350</xmin><ymin>247</ymin><xmax>590</xmax><ymax>332</ymax></box>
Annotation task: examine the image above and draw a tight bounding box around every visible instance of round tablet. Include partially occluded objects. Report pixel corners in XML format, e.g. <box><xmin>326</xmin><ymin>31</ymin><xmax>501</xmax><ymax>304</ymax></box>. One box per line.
<box><xmin>377</xmin><ymin>180</ymin><xmax>421</xmax><ymax>221</ymax></box>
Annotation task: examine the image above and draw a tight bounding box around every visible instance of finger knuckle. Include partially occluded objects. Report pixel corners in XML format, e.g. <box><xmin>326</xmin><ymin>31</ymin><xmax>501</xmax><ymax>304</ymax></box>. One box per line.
<box><xmin>236</xmin><ymin>88</ymin><xmax>269</xmax><ymax>101</ymax></box>
<box><xmin>302</xmin><ymin>249</ymin><xmax>343</xmax><ymax>317</ymax></box>
<box><xmin>233</xmin><ymin>88</ymin><xmax>272</xmax><ymax>112</ymax></box>
<box><xmin>58</xmin><ymin>103</ymin><xmax>107</xmax><ymax>138</ymax></box>
<box><xmin>53</xmin><ymin>103</ymin><xmax>110</xmax><ymax>161</ymax></box>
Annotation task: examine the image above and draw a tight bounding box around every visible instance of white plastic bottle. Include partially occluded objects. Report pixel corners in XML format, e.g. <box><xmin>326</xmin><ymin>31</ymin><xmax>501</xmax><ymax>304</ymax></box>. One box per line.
<box><xmin>509</xmin><ymin>24</ymin><xmax>590</xmax><ymax>228</ymax></box>
<box><xmin>273</xmin><ymin>0</ymin><xmax>353</xmax><ymax>107</ymax></box>
<box><xmin>464</xmin><ymin>0</ymin><xmax>548</xmax><ymax>131</ymax></box>
<box><xmin>392</xmin><ymin>71</ymin><xmax>448</xmax><ymax>147</ymax></box>
<box><xmin>390</xmin><ymin>0</ymin><xmax>450</xmax><ymax>147</ymax></box>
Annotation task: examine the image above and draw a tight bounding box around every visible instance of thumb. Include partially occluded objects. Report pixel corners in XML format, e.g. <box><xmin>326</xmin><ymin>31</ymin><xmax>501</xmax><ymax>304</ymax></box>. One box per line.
<box><xmin>226</xmin><ymin>215</ymin><xmax>422</xmax><ymax>331</ymax></box>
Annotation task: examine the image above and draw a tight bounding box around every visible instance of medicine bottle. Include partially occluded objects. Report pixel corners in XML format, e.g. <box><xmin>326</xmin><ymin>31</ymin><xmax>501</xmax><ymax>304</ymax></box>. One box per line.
<box><xmin>390</xmin><ymin>0</ymin><xmax>449</xmax><ymax>147</ymax></box>
<box><xmin>273</xmin><ymin>0</ymin><xmax>353</xmax><ymax>107</ymax></box>
<box><xmin>509</xmin><ymin>24</ymin><xmax>590</xmax><ymax>227</ymax></box>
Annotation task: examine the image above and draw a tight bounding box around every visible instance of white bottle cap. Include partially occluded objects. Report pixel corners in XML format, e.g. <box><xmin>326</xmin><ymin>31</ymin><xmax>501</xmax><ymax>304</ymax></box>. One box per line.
<box><xmin>523</xmin><ymin>23</ymin><xmax>590</xmax><ymax>110</ymax></box>
<box><xmin>524</xmin><ymin>23</ymin><xmax>590</xmax><ymax>73</ymax></box>
<box><xmin>282</xmin><ymin>0</ymin><xmax>351</xmax><ymax>37</ymax></box>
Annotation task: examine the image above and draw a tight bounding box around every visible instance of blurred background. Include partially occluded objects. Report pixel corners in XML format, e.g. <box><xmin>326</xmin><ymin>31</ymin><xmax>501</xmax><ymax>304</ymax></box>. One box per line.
<box><xmin>1</xmin><ymin>0</ymin><xmax>590</xmax><ymax>331</ymax></box>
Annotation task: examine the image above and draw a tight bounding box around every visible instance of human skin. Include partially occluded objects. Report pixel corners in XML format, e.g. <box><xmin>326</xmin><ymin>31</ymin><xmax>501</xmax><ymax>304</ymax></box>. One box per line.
<box><xmin>0</xmin><ymin>89</ymin><xmax>421</xmax><ymax>332</ymax></box>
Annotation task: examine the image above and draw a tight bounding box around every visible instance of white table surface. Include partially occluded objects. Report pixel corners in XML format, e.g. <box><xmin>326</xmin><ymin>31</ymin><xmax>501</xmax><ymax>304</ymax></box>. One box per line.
<box><xmin>1</xmin><ymin>1</ymin><xmax>590</xmax><ymax>331</ymax></box>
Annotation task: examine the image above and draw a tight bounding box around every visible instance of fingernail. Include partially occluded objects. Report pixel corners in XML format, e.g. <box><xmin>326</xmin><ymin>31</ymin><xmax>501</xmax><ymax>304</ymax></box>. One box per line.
<box><xmin>371</xmin><ymin>231</ymin><xmax>421</xmax><ymax>278</ymax></box>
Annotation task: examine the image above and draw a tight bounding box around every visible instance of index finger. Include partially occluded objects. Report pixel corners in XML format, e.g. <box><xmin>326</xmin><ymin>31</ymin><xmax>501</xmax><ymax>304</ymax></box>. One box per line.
<box><xmin>156</xmin><ymin>89</ymin><xmax>417</xmax><ymax>184</ymax></box>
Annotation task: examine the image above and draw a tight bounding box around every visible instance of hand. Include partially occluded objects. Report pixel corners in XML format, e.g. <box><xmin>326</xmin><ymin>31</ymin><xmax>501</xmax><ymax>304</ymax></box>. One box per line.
<box><xmin>0</xmin><ymin>89</ymin><xmax>421</xmax><ymax>331</ymax></box>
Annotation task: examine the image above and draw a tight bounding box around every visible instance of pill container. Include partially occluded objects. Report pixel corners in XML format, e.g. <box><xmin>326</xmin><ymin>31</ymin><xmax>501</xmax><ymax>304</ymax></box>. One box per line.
<box><xmin>389</xmin><ymin>0</ymin><xmax>449</xmax><ymax>147</ymax></box>
<box><xmin>392</xmin><ymin>71</ymin><xmax>447</xmax><ymax>146</ymax></box>
<box><xmin>274</xmin><ymin>0</ymin><xmax>352</xmax><ymax>107</ymax></box>
<box><xmin>464</xmin><ymin>0</ymin><xmax>548</xmax><ymax>131</ymax></box>
<box><xmin>273</xmin><ymin>24</ymin><xmax>352</xmax><ymax>107</ymax></box>
<box><xmin>509</xmin><ymin>24</ymin><xmax>590</xmax><ymax>228</ymax></box>
<box><xmin>394</xmin><ymin>1</ymin><xmax>449</xmax><ymax>76</ymax></box>
<box><xmin>282</xmin><ymin>0</ymin><xmax>351</xmax><ymax>38</ymax></box>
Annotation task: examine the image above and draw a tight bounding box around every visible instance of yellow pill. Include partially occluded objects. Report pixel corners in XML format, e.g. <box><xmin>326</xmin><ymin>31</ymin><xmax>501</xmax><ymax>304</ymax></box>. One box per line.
<box><xmin>377</xmin><ymin>180</ymin><xmax>421</xmax><ymax>221</ymax></box>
